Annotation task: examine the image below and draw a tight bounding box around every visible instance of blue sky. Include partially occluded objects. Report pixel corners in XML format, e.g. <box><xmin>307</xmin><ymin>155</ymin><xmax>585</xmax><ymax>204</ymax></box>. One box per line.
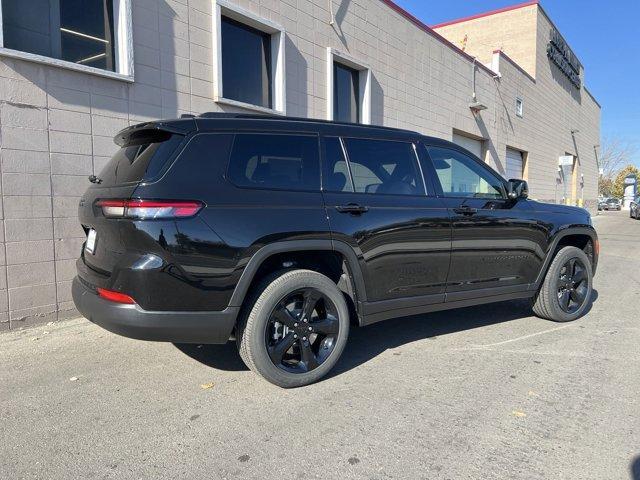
<box><xmin>394</xmin><ymin>0</ymin><xmax>640</xmax><ymax>166</ymax></box>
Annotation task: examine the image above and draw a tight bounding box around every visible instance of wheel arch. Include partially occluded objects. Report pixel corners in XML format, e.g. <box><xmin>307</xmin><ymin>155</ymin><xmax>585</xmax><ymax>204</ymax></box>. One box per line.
<box><xmin>229</xmin><ymin>240</ymin><xmax>366</xmax><ymax>319</ymax></box>
<box><xmin>533</xmin><ymin>226</ymin><xmax>598</xmax><ymax>288</ymax></box>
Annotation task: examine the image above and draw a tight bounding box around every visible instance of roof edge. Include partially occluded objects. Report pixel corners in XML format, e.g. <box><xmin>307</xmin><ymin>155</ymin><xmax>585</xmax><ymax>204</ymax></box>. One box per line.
<box><xmin>583</xmin><ymin>86</ymin><xmax>601</xmax><ymax>109</ymax></box>
<box><xmin>430</xmin><ymin>1</ymin><xmax>539</xmax><ymax>29</ymax></box>
<box><xmin>429</xmin><ymin>2</ymin><xmax>585</xmax><ymax>68</ymax></box>
<box><xmin>379</xmin><ymin>0</ymin><xmax>499</xmax><ymax>78</ymax></box>
<box><xmin>492</xmin><ymin>50</ymin><xmax>536</xmax><ymax>83</ymax></box>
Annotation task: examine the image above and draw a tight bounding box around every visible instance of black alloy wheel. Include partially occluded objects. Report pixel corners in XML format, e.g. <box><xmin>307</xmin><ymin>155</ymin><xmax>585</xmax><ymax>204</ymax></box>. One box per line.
<box><xmin>557</xmin><ymin>257</ymin><xmax>589</xmax><ymax>314</ymax></box>
<box><xmin>266</xmin><ymin>288</ymin><xmax>340</xmax><ymax>373</ymax></box>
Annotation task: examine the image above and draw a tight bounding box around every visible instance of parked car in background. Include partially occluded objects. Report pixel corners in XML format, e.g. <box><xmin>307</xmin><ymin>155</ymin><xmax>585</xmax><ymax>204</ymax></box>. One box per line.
<box><xmin>630</xmin><ymin>196</ymin><xmax>640</xmax><ymax>219</ymax></box>
<box><xmin>602</xmin><ymin>198</ymin><xmax>621</xmax><ymax>211</ymax></box>
<box><xmin>72</xmin><ymin>114</ymin><xmax>598</xmax><ymax>388</ymax></box>
<box><xmin>597</xmin><ymin>198</ymin><xmax>607</xmax><ymax>211</ymax></box>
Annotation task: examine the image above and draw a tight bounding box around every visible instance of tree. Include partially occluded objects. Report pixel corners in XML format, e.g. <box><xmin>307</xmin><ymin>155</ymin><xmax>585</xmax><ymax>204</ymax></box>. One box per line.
<box><xmin>598</xmin><ymin>136</ymin><xmax>638</xmax><ymax>196</ymax></box>
<box><xmin>611</xmin><ymin>165</ymin><xmax>640</xmax><ymax>199</ymax></box>
<box><xmin>598</xmin><ymin>176</ymin><xmax>614</xmax><ymax>197</ymax></box>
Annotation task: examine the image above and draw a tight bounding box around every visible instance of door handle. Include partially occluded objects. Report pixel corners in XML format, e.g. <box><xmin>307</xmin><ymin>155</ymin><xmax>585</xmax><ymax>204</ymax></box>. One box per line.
<box><xmin>336</xmin><ymin>203</ymin><xmax>369</xmax><ymax>215</ymax></box>
<box><xmin>453</xmin><ymin>205</ymin><xmax>478</xmax><ymax>215</ymax></box>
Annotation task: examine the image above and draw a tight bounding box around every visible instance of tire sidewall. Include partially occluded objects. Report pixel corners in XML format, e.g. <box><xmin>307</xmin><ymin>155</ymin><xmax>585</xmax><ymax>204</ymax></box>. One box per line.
<box><xmin>545</xmin><ymin>247</ymin><xmax>593</xmax><ymax>322</ymax></box>
<box><xmin>244</xmin><ymin>270</ymin><xmax>350</xmax><ymax>388</ymax></box>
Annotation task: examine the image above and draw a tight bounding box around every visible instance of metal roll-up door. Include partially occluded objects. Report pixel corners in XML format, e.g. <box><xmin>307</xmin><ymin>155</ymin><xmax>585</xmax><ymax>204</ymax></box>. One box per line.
<box><xmin>505</xmin><ymin>148</ymin><xmax>524</xmax><ymax>180</ymax></box>
<box><xmin>452</xmin><ymin>133</ymin><xmax>483</xmax><ymax>160</ymax></box>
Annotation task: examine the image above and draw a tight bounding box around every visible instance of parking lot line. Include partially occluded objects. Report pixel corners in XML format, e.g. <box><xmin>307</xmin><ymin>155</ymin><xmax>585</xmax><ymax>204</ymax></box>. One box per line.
<box><xmin>471</xmin><ymin>324</ymin><xmax>575</xmax><ymax>348</ymax></box>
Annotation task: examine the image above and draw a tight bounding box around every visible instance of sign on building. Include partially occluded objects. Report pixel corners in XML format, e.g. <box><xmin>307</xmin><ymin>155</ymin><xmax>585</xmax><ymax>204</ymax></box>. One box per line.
<box><xmin>547</xmin><ymin>28</ymin><xmax>582</xmax><ymax>89</ymax></box>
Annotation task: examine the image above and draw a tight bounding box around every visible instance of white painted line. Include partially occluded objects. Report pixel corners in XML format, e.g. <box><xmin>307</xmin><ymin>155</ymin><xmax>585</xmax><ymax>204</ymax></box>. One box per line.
<box><xmin>472</xmin><ymin>324</ymin><xmax>574</xmax><ymax>348</ymax></box>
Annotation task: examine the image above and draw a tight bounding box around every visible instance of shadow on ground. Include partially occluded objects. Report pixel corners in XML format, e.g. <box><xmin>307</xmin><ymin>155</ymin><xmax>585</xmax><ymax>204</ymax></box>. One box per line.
<box><xmin>174</xmin><ymin>291</ymin><xmax>598</xmax><ymax>377</ymax></box>
<box><xmin>632</xmin><ymin>456</ymin><xmax>640</xmax><ymax>480</ymax></box>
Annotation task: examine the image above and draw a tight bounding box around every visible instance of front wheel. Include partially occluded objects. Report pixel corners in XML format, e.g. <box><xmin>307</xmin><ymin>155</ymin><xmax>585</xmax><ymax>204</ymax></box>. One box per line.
<box><xmin>237</xmin><ymin>269</ymin><xmax>350</xmax><ymax>388</ymax></box>
<box><xmin>532</xmin><ymin>246</ymin><xmax>593</xmax><ymax>322</ymax></box>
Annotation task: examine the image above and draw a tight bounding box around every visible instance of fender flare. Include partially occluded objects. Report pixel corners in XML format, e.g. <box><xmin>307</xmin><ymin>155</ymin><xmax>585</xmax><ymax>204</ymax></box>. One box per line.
<box><xmin>532</xmin><ymin>225</ymin><xmax>598</xmax><ymax>288</ymax></box>
<box><xmin>228</xmin><ymin>239</ymin><xmax>367</xmax><ymax>307</ymax></box>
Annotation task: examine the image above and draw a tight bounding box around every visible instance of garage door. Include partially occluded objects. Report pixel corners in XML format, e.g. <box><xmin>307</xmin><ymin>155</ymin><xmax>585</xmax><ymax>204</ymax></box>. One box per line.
<box><xmin>505</xmin><ymin>148</ymin><xmax>524</xmax><ymax>180</ymax></box>
<box><xmin>452</xmin><ymin>133</ymin><xmax>483</xmax><ymax>159</ymax></box>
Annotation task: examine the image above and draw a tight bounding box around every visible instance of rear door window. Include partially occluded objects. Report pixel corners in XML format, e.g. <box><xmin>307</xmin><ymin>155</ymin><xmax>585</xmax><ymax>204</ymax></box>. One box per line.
<box><xmin>342</xmin><ymin>138</ymin><xmax>425</xmax><ymax>196</ymax></box>
<box><xmin>227</xmin><ymin>133</ymin><xmax>320</xmax><ymax>191</ymax></box>
<box><xmin>97</xmin><ymin>132</ymin><xmax>184</xmax><ymax>187</ymax></box>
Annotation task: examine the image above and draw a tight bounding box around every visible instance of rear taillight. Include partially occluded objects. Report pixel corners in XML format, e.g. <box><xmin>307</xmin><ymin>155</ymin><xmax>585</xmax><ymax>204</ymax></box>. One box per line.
<box><xmin>97</xmin><ymin>288</ymin><xmax>136</xmax><ymax>304</ymax></box>
<box><xmin>96</xmin><ymin>199</ymin><xmax>203</xmax><ymax>219</ymax></box>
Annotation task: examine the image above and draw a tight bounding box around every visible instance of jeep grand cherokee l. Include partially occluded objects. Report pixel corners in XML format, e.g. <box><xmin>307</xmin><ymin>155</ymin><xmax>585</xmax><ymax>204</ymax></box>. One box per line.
<box><xmin>72</xmin><ymin>114</ymin><xmax>598</xmax><ymax>388</ymax></box>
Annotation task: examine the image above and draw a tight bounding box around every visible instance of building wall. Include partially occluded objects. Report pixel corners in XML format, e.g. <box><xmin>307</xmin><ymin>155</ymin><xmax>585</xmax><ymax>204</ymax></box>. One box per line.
<box><xmin>433</xmin><ymin>3</ymin><xmax>539</xmax><ymax>77</ymax></box>
<box><xmin>434</xmin><ymin>3</ymin><xmax>600</xmax><ymax>205</ymax></box>
<box><xmin>0</xmin><ymin>0</ymin><xmax>600</xmax><ymax>330</ymax></box>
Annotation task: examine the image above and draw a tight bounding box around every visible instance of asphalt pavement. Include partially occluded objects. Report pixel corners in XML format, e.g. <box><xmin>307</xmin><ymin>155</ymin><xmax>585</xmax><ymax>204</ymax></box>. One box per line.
<box><xmin>1</xmin><ymin>211</ymin><xmax>639</xmax><ymax>480</ymax></box>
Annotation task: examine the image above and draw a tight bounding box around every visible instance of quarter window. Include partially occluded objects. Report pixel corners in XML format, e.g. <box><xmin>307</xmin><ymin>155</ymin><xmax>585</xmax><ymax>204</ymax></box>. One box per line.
<box><xmin>0</xmin><ymin>0</ymin><xmax>132</xmax><ymax>76</ymax></box>
<box><xmin>221</xmin><ymin>16</ymin><xmax>272</xmax><ymax>109</ymax></box>
<box><xmin>228</xmin><ymin>134</ymin><xmax>320</xmax><ymax>191</ymax></box>
<box><xmin>342</xmin><ymin>139</ymin><xmax>424</xmax><ymax>196</ymax></box>
<box><xmin>428</xmin><ymin>147</ymin><xmax>504</xmax><ymax>199</ymax></box>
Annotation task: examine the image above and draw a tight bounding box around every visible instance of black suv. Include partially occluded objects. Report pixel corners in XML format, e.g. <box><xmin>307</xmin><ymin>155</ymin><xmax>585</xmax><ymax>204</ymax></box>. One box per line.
<box><xmin>72</xmin><ymin>114</ymin><xmax>598</xmax><ymax>387</ymax></box>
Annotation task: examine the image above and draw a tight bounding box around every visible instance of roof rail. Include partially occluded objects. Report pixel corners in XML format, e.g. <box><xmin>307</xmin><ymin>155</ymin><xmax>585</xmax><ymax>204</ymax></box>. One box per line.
<box><xmin>196</xmin><ymin>112</ymin><xmax>418</xmax><ymax>134</ymax></box>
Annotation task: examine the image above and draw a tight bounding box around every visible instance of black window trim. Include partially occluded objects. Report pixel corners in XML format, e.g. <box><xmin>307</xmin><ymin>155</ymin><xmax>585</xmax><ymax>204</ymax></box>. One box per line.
<box><xmin>224</xmin><ymin>131</ymin><xmax>322</xmax><ymax>194</ymax></box>
<box><xmin>423</xmin><ymin>143</ymin><xmax>509</xmax><ymax>201</ymax></box>
<box><xmin>326</xmin><ymin>135</ymin><xmax>428</xmax><ymax>198</ymax></box>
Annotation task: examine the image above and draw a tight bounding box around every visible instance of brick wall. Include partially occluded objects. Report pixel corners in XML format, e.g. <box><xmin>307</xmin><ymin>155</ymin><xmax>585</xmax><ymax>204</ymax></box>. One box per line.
<box><xmin>0</xmin><ymin>0</ymin><xmax>600</xmax><ymax>330</ymax></box>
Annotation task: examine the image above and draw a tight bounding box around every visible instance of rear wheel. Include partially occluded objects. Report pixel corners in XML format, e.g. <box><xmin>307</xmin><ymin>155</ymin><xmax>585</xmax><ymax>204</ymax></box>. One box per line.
<box><xmin>237</xmin><ymin>269</ymin><xmax>350</xmax><ymax>388</ymax></box>
<box><xmin>532</xmin><ymin>246</ymin><xmax>592</xmax><ymax>322</ymax></box>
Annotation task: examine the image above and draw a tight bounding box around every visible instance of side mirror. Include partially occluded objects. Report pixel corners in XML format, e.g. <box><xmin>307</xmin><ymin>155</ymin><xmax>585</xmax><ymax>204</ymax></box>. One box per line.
<box><xmin>507</xmin><ymin>179</ymin><xmax>529</xmax><ymax>199</ymax></box>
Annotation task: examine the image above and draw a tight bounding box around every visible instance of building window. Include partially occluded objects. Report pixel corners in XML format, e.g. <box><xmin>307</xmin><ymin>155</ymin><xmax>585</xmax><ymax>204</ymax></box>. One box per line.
<box><xmin>516</xmin><ymin>97</ymin><xmax>524</xmax><ymax>118</ymax></box>
<box><xmin>0</xmin><ymin>0</ymin><xmax>133</xmax><ymax>80</ymax></box>
<box><xmin>326</xmin><ymin>48</ymin><xmax>371</xmax><ymax>124</ymax></box>
<box><xmin>221</xmin><ymin>17</ymin><xmax>272</xmax><ymax>109</ymax></box>
<box><xmin>213</xmin><ymin>1</ymin><xmax>286</xmax><ymax>114</ymax></box>
<box><xmin>333</xmin><ymin>62</ymin><xmax>359</xmax><ymax>123</ymax></box>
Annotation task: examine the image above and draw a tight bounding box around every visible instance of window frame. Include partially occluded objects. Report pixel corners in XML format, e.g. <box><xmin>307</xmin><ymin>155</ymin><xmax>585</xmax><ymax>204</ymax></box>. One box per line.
<box><xmin>320</xmin><ymin>136</ymin><xmax>355</xmax><ymax>193</ymax></box>
<box><xmin>213</xmin><ymin>0</ymin><xmax>286</xmax><ymax>115</ymax></box>
<box><xmin>0</xmin><ymin>0</ymin><xmax>134</xmax><ymax>82</ymax></box>
<box><xmin>515</xmin><ymin>97</ymin><xmax>524</xmax><ymax>118</ymax></box>
<box><xmin>330</xmin><ymin>136</ymin><xmax>427</xmax><ymax>197</ymax></box>
<box><xmin>424</xmin><ymin>144</ymin><xmax>508</xmax><ymax>200</ymax></box>
<box><xmin>224</xmin><ymin>132</ymin><xmax>321</xmax><ymax>193</ymax></box>
<box><xmin>326</xmin><ymin>48</ymin><xmax>371</xmax><ymax>124</ymax></box>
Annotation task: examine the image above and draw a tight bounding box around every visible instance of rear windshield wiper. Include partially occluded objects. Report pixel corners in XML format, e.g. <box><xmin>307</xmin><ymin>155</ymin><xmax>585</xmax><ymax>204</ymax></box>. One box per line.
<box><xmin>88</xmin><ymin>175</ymin><xmax>102</xmax><ymax>184</ymax></box>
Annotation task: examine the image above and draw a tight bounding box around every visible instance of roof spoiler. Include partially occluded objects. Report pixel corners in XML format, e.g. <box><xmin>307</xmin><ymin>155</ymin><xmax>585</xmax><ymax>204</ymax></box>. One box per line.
<box><xmin>113</xmin><ymin>119</ymin><xmax>196</xmax><ymax>147</ymax></box>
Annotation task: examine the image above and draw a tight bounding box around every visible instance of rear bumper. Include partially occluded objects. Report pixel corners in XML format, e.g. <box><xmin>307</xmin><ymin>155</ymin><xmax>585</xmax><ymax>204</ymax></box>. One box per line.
<box><xmin>72</xmin><ymin>277</ymin><xmax>238</xmax><ymax>344</ymax></box>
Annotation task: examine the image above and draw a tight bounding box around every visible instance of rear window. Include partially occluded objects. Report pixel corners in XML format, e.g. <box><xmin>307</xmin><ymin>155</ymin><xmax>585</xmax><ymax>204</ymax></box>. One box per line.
<box><xmin>227</xmin><ymin>133</ymin><xmax>320</xmax><ymax>191</ymax></box>
<box><xmin>97</xmin><ymin>132</ymin><xmax>184</xmax><ymax>186</ymax></box>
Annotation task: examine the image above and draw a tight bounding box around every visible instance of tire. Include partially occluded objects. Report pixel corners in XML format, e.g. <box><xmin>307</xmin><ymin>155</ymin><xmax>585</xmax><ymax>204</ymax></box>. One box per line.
<box><xmin>532</xmin><ymin>246</ymin><xmax>593</xmax><ymax>322</ymax></box>
<box><xmin>237</xmin><ymin>269</ymin><xmax>350</xmax><ymax>388</ymax></box>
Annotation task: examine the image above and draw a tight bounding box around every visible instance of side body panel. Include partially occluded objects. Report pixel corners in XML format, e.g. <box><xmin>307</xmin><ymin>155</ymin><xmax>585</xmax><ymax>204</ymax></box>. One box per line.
<box><xmin>128</xmin><ymin>128</ymin><xmax>331</xmax><ymax>312</ymax></box>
